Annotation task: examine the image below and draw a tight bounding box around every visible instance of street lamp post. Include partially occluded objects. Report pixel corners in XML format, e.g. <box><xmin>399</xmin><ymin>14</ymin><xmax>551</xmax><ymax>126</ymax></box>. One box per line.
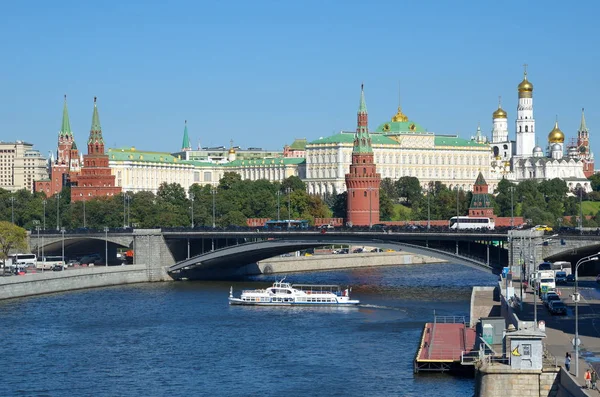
<box><xmin>509</xmin><ymin>186</ymin><xmax>515</xmax><ymax>229</ymax></box>
<box><xmin>56</xmin><ymin>193</ymin><xmax>61</xmax><ymax>231</ymax></box>
<box><xmin>211</xmin><ymin>187</ymin><xmax>217</xmax><ymax>228</ymax></box>
<box><xmin>190</xmin><ymin>192</ymin><xmax>195</xmax><ymax>228</ymax></box>
<box><xmin>9</xmin><ymin>196</ymin><xmax>15</xmax><ymax>224</ymax></box>
<box><xmin>42</xmin><ymin>199</ymin><xmax>47</xmax><ymax>230</ymax></box>
<box><xmin>123</xmin><ymin>194</ymin><xmax>127</xmax><ymax>228</ymax></box>
<box><xmin>455</xmin><ymin>185</ymin><xmax>460</xmax><ymax>255</ymax></box>
<box><xmin>579</xmin><ymin>188</ymin><xmax>584</xmax><ymax>233</ymax></box>
<box><xmin>276</xmin><ymin>191</ymin><xmax>281</xmax><ymax>221</ymax></box>
<box><xmin>286</xmin><ymin>187</ymin><xmax>292</xmax><ymax>228</ymax></box>
<box><xmin>104</xmin><ymin>227</ymin><xmax>109</xmax><ymax>267</ymax></box>
<box><xmin>574</xmin><ymin>253</ymin><xmax>600</xmax><ymax>377</ymax></box>
<box><xmin>60</xmin><ymin>227</ymin><xmax>65</xmax><ymax>262</ymax></box>
<box><xmin>35</xmin><ymin>224</ymin><xmax>40</xmax><ymax>258</ymax></box>
<box><xmin>427</xmin><ymin>186</ymin><xmax>431</xmax><ymax>231</ymax></box>
<box><xmin>367</xmin><ymin>186</ymin><xmax>374</xmax><ymax>228</ymax></box>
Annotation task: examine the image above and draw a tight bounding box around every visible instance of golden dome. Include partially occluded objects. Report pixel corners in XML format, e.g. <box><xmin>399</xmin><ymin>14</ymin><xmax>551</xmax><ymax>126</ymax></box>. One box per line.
<box><xmin>228</xmin><ymin>147</ymin><xmax>235</xmax><ymax>154</ymax></box>
<box><xmin>518</xmin><ymin>78</ymin><xmax>533</xmax><ymax>93</ymax></box>
<box><xmin>493</xmin><ymin>106</ymin><xmax>507</xmax><ymax>119</ymax></box>
<box><xmin>548</xmin><ymin>121</ymin><xmax>564</xmax><ymax>143</ymax></box>
<box><xmin>391</xmin><ymin>106</ymin><xmax>408</xmax><ymax>122</ymax></box>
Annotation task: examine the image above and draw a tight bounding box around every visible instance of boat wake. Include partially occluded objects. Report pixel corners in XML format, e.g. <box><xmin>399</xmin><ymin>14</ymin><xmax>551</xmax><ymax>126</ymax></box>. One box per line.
<box><xmin>358</xmin><ymin>303</ymin><xmax>407</xmax><ymax>312</ymax></box>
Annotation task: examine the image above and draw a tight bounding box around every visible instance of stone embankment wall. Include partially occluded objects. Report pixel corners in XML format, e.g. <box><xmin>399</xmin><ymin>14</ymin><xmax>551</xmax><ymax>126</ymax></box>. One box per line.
<box><xmin>476</xmin><ymin>364</ymin><xmax>560</xmax><ymax>397</ymax></box>
<box><xmin>0</xmin><ymin>264</ymin><xmax>170</xmax><ymax>301</ymax></box>
<box><xmin>244</xmin><ymin>252</ymin><xmax>445</xmax><ymax>275</ymax></box>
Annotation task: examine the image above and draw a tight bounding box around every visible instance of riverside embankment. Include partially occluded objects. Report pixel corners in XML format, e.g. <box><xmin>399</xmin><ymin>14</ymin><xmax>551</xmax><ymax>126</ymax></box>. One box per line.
<box><xmin>249</xmin><ymin>251</ymin><xmax>445</xmax><ymax>274</ymax></box>
<box><xmin>0</xmin><ymin>264</ymin><xmax>169</xmax><ymax>300</ymax></box>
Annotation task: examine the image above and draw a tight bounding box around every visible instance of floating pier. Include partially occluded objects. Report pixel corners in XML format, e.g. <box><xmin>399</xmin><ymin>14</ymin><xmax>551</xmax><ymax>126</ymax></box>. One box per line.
<box><xmin>414</xmin><ymin>315</ymin><xmax>478</xmax><ymax>373</ymax></box>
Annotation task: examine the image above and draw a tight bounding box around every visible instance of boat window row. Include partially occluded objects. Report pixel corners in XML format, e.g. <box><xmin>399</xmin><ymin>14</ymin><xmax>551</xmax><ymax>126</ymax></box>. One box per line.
<box><xmin>297</xmin><ymin>297</ymin><xmax>337</xmax><ymax>303</ymax></box>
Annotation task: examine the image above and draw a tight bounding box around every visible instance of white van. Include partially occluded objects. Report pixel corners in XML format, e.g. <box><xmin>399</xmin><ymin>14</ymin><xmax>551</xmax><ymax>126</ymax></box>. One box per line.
<box><xmin>536</xmin><ymin>271</ymin><xmax>556</xmax><ymax>295</ymax></box>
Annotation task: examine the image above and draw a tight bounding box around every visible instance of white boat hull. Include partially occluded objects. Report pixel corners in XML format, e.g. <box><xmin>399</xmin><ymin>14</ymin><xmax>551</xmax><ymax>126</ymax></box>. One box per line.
<box><xmin>229</xmin><ymin>297</ymin><xmax>360</xmax><ymax>306</ymax></box>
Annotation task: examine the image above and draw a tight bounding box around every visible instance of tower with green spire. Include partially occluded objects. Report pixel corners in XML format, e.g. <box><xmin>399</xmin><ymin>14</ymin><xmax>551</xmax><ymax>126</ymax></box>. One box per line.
<box><xmin>577</xmin><ymin>108</ymin><xmax>594</xmax><ymax>177</ymax></box>
<box><xmin>87</xmin><ymin>96</ymin><xmax>105</xmax><ymax>154</ymax></box>
<box><xmin>72</xmin><ymin>96</ymin><xmax>121</xmax><ymax>202</ymax></box>
<box><xmin>181</xmin><ymin>120</ymin><xmax>192</xmax><ymax>151</ymax></box>
<box><xmin>57</xmin><ymin>94</ymin><xmax>76</xmax><ymax>165</ymax></box>
<box><xmin>345</xmin><ymin>84</ymin><xmax>381</xmax><ymax>227</ymax></box>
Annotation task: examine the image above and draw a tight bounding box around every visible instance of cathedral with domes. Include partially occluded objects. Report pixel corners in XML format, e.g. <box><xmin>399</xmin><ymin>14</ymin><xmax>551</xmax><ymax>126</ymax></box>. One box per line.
<box><xmin>489</xmin><ymin>66</ymin><xmax>593</xmax><ymax>192</ymax></box>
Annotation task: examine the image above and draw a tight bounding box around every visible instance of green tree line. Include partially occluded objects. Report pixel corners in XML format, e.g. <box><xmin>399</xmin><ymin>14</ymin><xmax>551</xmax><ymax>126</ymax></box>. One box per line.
<box><xmin>0</xmin><ymin>173</ymin><xmax>330</xmax><ymax>230</ymax></box>
<box><xmin>0</xmin><ymin>173</ymin><xmax>597</xmax><ymax>229</ymax></box>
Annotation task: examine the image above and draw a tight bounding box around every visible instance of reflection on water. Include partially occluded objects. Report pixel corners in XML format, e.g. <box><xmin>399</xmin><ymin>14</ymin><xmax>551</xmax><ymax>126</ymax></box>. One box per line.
<box><xmin>0</xmin><ymin>263</ymin><xmax>495</xmax><ymax>397</ymax></box>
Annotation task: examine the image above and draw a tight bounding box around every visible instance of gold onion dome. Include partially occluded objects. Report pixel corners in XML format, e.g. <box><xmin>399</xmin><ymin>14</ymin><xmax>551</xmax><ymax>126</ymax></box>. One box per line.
<box><xmin>228</xmin><ymin>147</ymin><xmax>235</xmax><ymax>154</ymax></box>
<box><xmin>548</xmin><ymin>121</ymin><xmax>564</xmax><ymax>143</ymax></box>
<box><xmin>518</xmin><ymin>78</ymin><xmax>533</xmax><ymax>93</ymax></box>
<box><xmin>493</xmin><ymin>106</ymin><xmax>507</xmax><ymax>119</ymax></box>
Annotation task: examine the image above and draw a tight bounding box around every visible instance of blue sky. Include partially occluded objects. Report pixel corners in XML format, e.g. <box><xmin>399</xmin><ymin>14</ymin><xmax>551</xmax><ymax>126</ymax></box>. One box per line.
<box><xmin>1</xmin><ymin>0</ymin><xmax>599</xmax><ymax>159</ymax></box>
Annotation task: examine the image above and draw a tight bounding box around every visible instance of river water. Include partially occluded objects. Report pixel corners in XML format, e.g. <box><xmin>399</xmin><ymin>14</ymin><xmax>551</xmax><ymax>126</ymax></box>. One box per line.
<box><xmin>0</xmin><ymin>263</ymin><xmax>497</xmax><ymax>397</ymax></box>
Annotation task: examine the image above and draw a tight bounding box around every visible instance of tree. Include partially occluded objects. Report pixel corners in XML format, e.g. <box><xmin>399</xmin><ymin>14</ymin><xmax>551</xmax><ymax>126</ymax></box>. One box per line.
<box><xmin>380</xmin><ymin>178</ymin><xmax>397</xmax><ymax>202</ymax></box>
<box><xmin>379</xmin><ymin>190</ymin><xmax>395</xmax><ymax>221</ymax></box>
<box><xmin>394</xmin><ymin>176</ymin><xmax>422</xmax><ymax>206</ymax></box>
<box><xmin>330</xmin><ymin>192</ymin><xmax>347</xmax><ymax>218</ymax></box>
<box><xmin>589</xmin><ymin>173</ymin><xmax>600</xmax><ymax>192</ymax></box>
<box><xmin>0</xmin><ymin>221</ymin><xmax>27</xmax><ymax>273</ymax></box>
<box><xmin>281</xmin><ymin>176</ymin><xmax>306</xmax><ymax>192</ymax></box>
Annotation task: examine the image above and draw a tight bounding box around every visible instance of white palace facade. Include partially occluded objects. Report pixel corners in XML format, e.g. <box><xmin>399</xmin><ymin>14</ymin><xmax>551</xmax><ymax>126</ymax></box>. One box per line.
<box><xmin>304</xmin><ymin>105</ymin><xmax>492</xmax><ymax>195</ymax></box>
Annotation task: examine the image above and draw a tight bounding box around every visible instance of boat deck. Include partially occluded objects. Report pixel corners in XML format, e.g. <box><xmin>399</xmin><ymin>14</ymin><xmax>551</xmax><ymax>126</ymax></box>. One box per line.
<box><xmin>414</xmin><ymin>316</ymin><xmax>477</xmax><ymax>373</ymax></box>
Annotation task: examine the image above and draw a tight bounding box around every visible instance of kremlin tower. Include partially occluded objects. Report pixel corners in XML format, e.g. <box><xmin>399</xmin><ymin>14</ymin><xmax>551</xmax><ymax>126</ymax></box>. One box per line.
<box><xmin>70</xmin><ymin>97</ymin><xmax>121</xmax><ymax>202</ymax></box>
<box><xmin>577</xmin><ymin>108</ymin><xmax>594</xmax><ymax>177</ymax></box>
<box><xmin>34</xmin><ymin>95</ymin><xmax>81</xmax><ymax>197</ymax></box>
<box><xmin>345</xmin><ymin>85</ymin><xmax>381</xmax><ymax>227</ymax></box>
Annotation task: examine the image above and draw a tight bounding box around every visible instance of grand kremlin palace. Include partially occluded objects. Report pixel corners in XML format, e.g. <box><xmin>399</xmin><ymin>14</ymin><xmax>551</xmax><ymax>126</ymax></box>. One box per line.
<box><xmin>106</xmin><ymin>106</ymin><xmax>490</xmax><ymax>195</ymax></box>
<box><xmin>107</xmin><ymin>147</ymin><xmax>305</xmax><ymax>194</ymax></box>
<box><xmin>304</xmin><ymin>106</ymin><xmax>492</xmax><ymax>195</ymax></box>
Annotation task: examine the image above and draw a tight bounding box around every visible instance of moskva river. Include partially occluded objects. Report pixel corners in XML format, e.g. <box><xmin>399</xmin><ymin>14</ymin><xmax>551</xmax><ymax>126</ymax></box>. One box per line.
<box><xmin>1</xmin><ymin>263</ymin><xmax>497</xmax><ymax>397</ymax></box>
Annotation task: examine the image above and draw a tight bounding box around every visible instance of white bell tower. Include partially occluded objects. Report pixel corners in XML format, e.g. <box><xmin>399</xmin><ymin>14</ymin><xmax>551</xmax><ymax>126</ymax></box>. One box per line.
<box><xmin>515</xmin><ymin>64</ymin><xmax>535</xmax><ymax>157</ymax></box>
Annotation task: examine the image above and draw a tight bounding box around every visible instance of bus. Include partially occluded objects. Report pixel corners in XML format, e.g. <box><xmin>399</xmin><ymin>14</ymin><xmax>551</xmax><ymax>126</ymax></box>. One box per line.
<box><xmin>449</xmin><ymin>216</ymin><xmax>495</xmax><ymax>230</ymax></box>
<box><xmin>264</xmin><ymin>220</ymin><xmax>310</xmax><ymax>230</ymax></box>
<box><xmin>10</xmin><ymin>253</ymin><xmax>37</xmax><ymax>268</ymax></box>
<box><xmin>36</xmin><ymin>255</ymin><xmax>65</xmax><ymax>270</ymax></box>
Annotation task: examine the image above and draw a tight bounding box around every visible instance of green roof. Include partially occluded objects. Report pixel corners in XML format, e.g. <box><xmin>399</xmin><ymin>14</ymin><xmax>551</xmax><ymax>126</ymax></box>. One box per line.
<box><xmin>60</xmin><ymin>95</ymin><xmax>73</xmax><ymax>137</ymax></box>
<box><xmin>374</xmin><ymin>120</ymin><xmax>429</xmax><ymax>134</ymax></box>
<box><xmin>108</xmin><ymin>148</ymin><xmax>189</xmax><ymax>165</ymax></box>
<box><xmin>470</xmin><ymin>193</ymin><xmax>492</xmax><ymax>209</ymax></box>
<box><xmin>289</xmin><ymin>138</ymin><xmax>307</xmax><ymax>150</ymax></box>
<box><xmin>88</xmin><ymin>98</ymin><xmax>104</xmax><ymax>145</ymax></box>
<box><xmin>474</xmin><ymin>172</ymin><xmax>487</xmax><ymax>186</ymax></box>
<box><xmin>434</xmin><ymin>136</ymin><xmax>487</xmax><ymax>147</ymax></box>
<box><xmin>225</xmin><ymin>158</ymin><xmax>305</xmax><ymax>167</ymax></box>
<box><xmin>309</xmin><ymin>132</ymin><xmax>398</xmax><ymax>146</ymax></box>
<box><xmin>181</xmin><ymin>121</ymin><xmax>191</xmax><ymax>150</ymax></box>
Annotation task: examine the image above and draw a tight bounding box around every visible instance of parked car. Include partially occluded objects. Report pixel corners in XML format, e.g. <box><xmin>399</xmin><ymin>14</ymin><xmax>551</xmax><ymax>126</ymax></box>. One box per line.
<box><xmin>542</xmin><ymin>292</ymin><xmax>561</xmax><ymax>307</ymax></box>
<box><xmin>548</xmin><ymin>300</ymin><xmax>567</xmax><ymax>315</ymax></box>
<box><xmin>566</xmin><ymin>274</ymin><xmax>575</xmax><ymax>282</ymax></box>
<box><xmin>534</xmin><ymin>225</ymin><xmax>553</xmax><ymax>232</ymax></box>
<box><xmin>67</xmin><ymin>259</ymin><xmax>79</xmax><ymax>267</ymax></box>
<box><xmin>370</xmin><ymin>248</ymin><xmax>383</xmax><ymax>252</ymax></box>
<box><xmin>555</xmin><ymin>271</ymin><xmax>567</xmax><ymax>284</ymax></box>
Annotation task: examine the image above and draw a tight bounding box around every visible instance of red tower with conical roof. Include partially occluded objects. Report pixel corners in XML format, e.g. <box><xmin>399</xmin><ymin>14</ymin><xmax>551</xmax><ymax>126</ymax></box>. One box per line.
<box><xmin>71</xmin><ymin>97</ymin><xmax>121</xmax><ymax>202</ymax></box>
<box><xmin>345</xmin><ymin>85</ymin><xmax>381</xmax><ymax>227</ymax></box>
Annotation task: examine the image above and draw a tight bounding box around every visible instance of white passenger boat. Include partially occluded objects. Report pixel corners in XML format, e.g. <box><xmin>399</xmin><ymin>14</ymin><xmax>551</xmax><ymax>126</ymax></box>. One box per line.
<box><xmin>228</xmin><ymin>278</ymin><xmax>359</xmax><ymax>306</ymax></box>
